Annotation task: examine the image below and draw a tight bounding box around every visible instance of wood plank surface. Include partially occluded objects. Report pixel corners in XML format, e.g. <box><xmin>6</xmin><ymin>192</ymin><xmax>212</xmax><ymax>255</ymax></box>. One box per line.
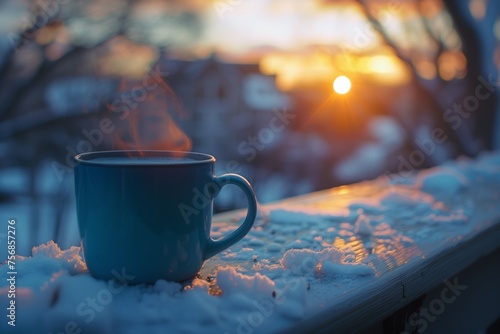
<box><xmin>206</xmin><ymin>176</ymin><xmax>500</xmax><ymax>333</ymax></box>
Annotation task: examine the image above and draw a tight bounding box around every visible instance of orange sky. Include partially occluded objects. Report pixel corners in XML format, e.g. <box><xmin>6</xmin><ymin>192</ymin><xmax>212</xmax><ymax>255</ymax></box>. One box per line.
<box><xmin>0</xmin><ymin>0</ymin><xmax>465</xmax><ymax>88</ymax></box>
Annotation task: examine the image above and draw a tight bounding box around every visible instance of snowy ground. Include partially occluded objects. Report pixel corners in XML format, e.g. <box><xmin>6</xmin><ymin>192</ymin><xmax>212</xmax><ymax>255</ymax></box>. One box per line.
<box><xmin>1</xmin><ymin>152</ymin><xmax>500</xmax><ymax>334</ymax></box>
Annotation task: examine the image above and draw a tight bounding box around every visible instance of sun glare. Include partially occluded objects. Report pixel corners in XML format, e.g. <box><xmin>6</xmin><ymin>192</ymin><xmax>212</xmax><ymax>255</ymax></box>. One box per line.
<box><xmin>333</xmin><ymin>76</ymin><xmax>351</xmax><ymax>94</ymax></box>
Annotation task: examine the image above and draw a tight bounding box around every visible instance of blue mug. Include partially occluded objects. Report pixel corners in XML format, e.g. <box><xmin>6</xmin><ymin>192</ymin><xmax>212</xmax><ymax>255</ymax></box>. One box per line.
<box><xmin>73</xmin><ymin>150</ymin><xmax>257</xmax><ymax>284</ymax></box>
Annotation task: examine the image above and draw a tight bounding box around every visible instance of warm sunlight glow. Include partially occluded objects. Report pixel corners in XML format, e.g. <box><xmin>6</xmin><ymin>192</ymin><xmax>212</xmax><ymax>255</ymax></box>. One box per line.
<box><xmin>364</xmin><ymin>54</ymin><xmax>411</xmax><ymax>85</ymax></box>
<box><xmin>262</xmin><ymin>51</ymin><xmax>410</xmax><ymax>90</ymax></box>
<box><xmin>414</xmin><ymin>57</ymin><xmax>437</xmax><ymax>80</ymax></box>
<box><xmin>260</xmin><ymin>52</ymin><xmax>336</xmax><ymax>91</ymax></box>
<box><xmin>366</xmin><ymin>55</ymin><xmax>398</xmax><ymax>74</ymax></box>
<box><xmin>334</xmin><ymin>51</ymin><xmax>411</xmax><ymax>86</ymax></box>
<box><xmin>333</xmin><ymin>76</ymin><xmax>351</xmax><ymax>95</ymax></box>
<box><xmin>469</xmin><ymin>0</ymin><xmax>486</xmax><ymax>20</ymax></box>
<box><xmin>438</xmin><ymin>51</ymin><xmax>467</xmax><ymax>80</ymax></box>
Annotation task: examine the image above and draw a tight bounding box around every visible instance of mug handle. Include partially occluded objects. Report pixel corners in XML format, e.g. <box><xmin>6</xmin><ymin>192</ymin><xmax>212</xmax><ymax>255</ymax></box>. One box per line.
<box><xmin>204</xmin><ymin>173</ymin><xmax>257</xmax><ymax>260</ymax></box>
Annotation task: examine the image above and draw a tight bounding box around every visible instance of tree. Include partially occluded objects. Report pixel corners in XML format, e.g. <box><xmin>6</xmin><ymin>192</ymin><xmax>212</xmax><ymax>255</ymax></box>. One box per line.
<box><xmin>354</xmin><ymin>0</ymin><xmax>499</xmax><ymax>155</ymax></box>
<box><xmin>0</xmin><ymin>0</ymin><xmax>202</xmax><ymax>249</ymax></box>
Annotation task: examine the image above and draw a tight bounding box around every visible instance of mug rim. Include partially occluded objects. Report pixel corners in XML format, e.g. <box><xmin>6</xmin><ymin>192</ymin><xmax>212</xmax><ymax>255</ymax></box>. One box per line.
<box><xmin>74</xmin><ymin>150</ymin><xmax>215</xmax><ymax>166</ymax></box>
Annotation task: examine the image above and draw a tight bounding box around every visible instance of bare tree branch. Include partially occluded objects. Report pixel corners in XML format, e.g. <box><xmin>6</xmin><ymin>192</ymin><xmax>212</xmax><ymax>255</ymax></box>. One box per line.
<box><xmin>0</xmin><ymin>1</ymin><xmax>59</xmax><ymax>84</ymax></box>
<box><xmin>415</xmin><ymin>0</ymin><xmax>445</xmax><ymax>68</ymax></box>
<box><xmin>354</xmin><ymin>0</ymin><xmax>479</xmax><ymax>156</ymax></box>
<box><xmin>0</xmin><ymin>0</ymin><xmax>135</xmax><ymax>120</ymax></box>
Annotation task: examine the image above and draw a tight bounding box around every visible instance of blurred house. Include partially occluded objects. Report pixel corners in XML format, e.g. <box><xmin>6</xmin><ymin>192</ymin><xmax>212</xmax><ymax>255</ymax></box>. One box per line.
<box><xmin>160</xmin><ymin>54</ymin><xmax>293</xmax><ymax>161</ymax></box>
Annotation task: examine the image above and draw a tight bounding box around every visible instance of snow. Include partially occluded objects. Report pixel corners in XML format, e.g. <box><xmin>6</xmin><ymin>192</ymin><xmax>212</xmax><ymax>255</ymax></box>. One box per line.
<box><xmin>416</xmin><ymin>166</ymin><xmax>469</xmax><ymax>199</ymax></box>
<box><xmin>1</xmin><ymin>151</ymin><xmax>500</xmax><ymax>333</ymax></box>
<box><xmin>334</xmin><ymin>116</ymin><xmax>406</xmax><ymax>182</ymax></box>
<box><xmin>281</xmin><ymin>248</ymin><xmax>374</xmax><ymax>277</ymax></box>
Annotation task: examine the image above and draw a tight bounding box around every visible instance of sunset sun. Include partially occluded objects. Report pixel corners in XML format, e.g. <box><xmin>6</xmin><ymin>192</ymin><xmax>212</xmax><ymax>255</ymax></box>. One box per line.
<box><xmin>333</xmin><ymin>75</ymin><xmax>351</xmax><ymax>94</ymax></box>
